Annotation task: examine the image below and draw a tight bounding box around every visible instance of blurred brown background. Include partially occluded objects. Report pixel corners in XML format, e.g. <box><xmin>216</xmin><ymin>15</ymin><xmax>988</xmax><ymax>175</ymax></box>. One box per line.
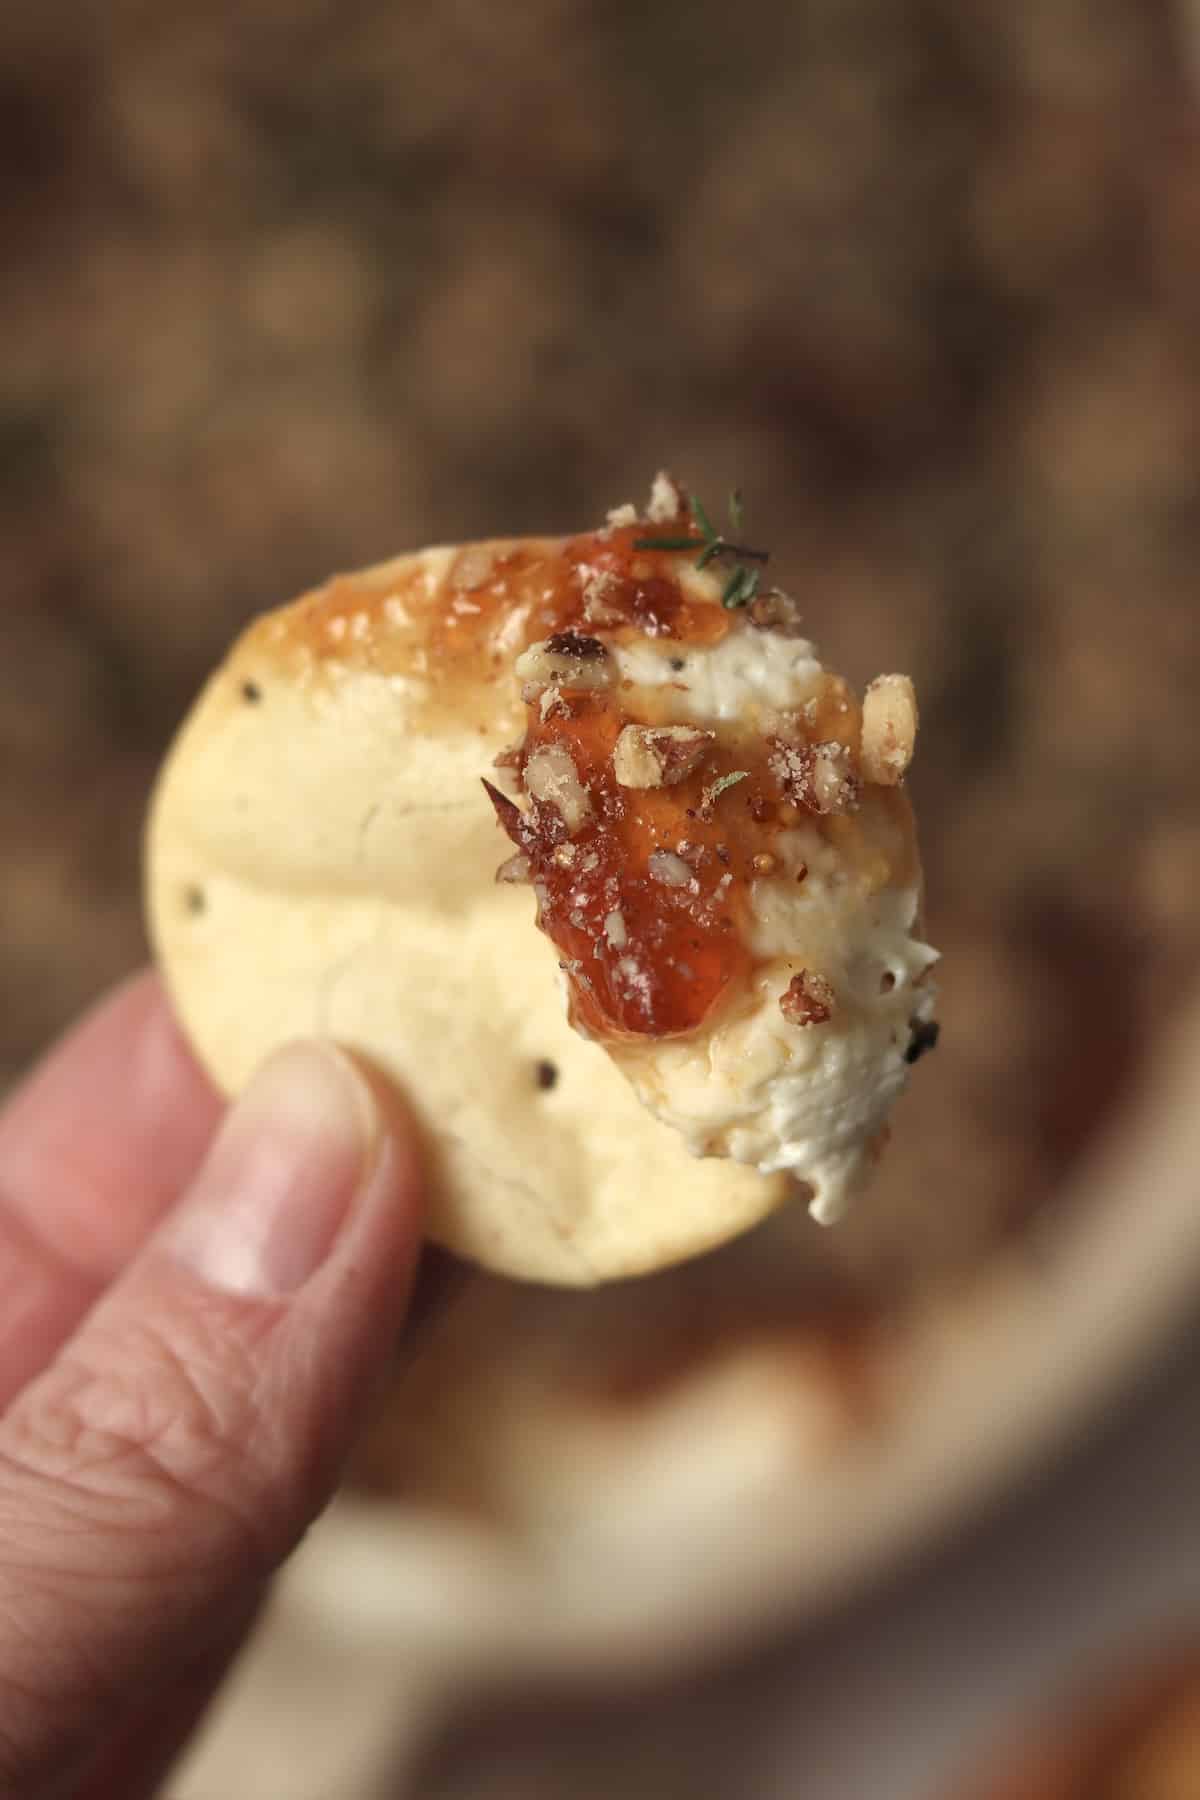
<box><xmin>7</xmin><ymin>4</ymin><xmax>1200</xmax><ymax>1796</ymax></box>
<box><xmin>4</xmin><ymin>0</ymin><xmax>1200</xmax><ymax>1267</ymax></box>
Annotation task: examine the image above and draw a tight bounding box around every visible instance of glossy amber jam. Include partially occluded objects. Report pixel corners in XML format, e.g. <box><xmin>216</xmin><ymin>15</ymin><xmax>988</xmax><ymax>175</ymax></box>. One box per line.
<box><xmin>484</xmin><ymin>525</ymin><xmax>863</xmax><ymax>1039</ymax></box>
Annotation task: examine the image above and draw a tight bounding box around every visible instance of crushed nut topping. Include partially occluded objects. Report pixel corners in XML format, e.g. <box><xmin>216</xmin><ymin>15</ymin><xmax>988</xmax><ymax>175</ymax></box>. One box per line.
<box><xmin>603</xmin><ymin>908</ymin><xmax>628</xmax><ymax>947</ymax></box>
<box><xmin>545</xmin><ymin>629</ymin><xmax>606</xmax><ymax>659</ymax></box>
<box><xmin>861</xmin><ymin>674</ymin><xmax>918</xmax><ymax>786</ymax></box>
<box><xmin>514</xmin><ymin>636</ymin><xmax>612</xmax><ymax>693</ymax></box>
<box><xmin>751</xmin><ymin>852</ymin><xmax>777</xmax><ymax>875</ymax></box>
<box><xmin>646</xmin><ymin>469</ymin><xmax>685</xmax><ymax>523</ymax></box>
<box><xmin>523</xmin><ymin>743</ymin><xmax>593</xmax><ymax>835</ymax></box>
<box><xmin>770</xmin><ymin>739</ymin><xmax>860</xmax><ymax>815</ymax></box>
<box><xmin>579</xmin><ymin>565</ymin><xmax>624</xmax><ymax>625</ymax></box>
<box><xmin>605</xmin><ymin>501</ymin><xmax>638</xmax><ymax>529</ymax></box>
<box><xmin>451</xmin><ymin>544</ymin><xmax>496</xmax><ymax>592</ymax></box>
<box><xmin>811</xmin><ymin>742</ymin><xmax>859</xmax><ymax>813</ymax></box>
<box><xmin>780</xmin><ymin>969</ymin><xmax>836</xmax><ymax>1027</ymax></box>
<box><xmin>495</xmin><ymin>851</ymin><xmax>532</xmax><ymax>885</ymax></box>
<box><xmin>747</xmin><ymin>589</ymin><xmax>806</xmax><ymax>637</ymax></box>
<box><xmin>612</xmin><ymin>722</ymin><xmax>715</xmax><ymax>789</ymax></box>
<box><xmin>648</xmin><ymin>849</ymin><xmax>696</xmax><ymax>888</ymax></box>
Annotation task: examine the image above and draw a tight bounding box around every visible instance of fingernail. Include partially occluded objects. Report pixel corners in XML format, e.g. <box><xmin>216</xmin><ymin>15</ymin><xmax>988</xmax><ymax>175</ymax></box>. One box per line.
<box><xmin>168</xmin><ymin>1042</ymin><xmax>378</xmax><ymax>1296</ymax></box>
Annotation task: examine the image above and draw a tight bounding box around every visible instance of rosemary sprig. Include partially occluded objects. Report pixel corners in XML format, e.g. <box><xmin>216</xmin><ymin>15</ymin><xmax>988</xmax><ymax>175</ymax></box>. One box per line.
<box><xmin>721</xmin><ymin>565</ymin><xmax>760</xmax><ymax>609</ymax></box>
<box><xmin>690</xmin><ymin>492</ymin><xmax>717</xmax><ymax>542</ymax></box>
<box><xmin>632</xmin><ymin>485</ymin><xmax>769</xmax><ymax>608</ymax></box>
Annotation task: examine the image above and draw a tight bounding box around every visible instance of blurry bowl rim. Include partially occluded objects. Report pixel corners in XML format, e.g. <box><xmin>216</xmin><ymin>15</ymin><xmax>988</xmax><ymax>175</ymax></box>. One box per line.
<box><xmin>273</xmin><ymin>988</ymin><xmax>1200</xmax><ymax>1687</ymax></box>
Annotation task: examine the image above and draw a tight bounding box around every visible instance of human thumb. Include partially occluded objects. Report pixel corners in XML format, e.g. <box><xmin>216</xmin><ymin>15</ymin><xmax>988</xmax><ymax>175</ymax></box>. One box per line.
<box><xmin>0</xmin><ymin>1040</ymin><xmax>423</xmax><ymax>1799</ymax></box>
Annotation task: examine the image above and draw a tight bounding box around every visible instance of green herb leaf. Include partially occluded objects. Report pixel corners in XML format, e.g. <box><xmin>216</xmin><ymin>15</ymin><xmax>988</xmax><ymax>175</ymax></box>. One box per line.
<box><xmin>721</xmin><ymin>565</ymin><xmax>761</xmax><ymax>608</ymax></box>
<box><xmin>635</xmin><ymin>484</ymin><xmax>769</xmax><ymax>604</ymax></box>
<box><xmin>690</xmin><ymin>494</ymin><xmax>717</xmax><ymax>542</ymax></box>
<box><xmin>706</xmin><ymin>769</ymin><xmax>750</xmax><ymax>802</ymax></box>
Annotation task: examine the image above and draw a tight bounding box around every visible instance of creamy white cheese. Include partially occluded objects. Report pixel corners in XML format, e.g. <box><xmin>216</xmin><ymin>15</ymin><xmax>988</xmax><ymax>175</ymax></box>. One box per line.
<box><xmin>606</xmin><ymin>611</ymin><xmax>937</xmax><ymax>1225</ymax></box>
<box><xmin>618</xmin><ymin>864</ymin><xmax>937</xmax><ymax>1223</ymax></box>
<box><xmin>612</xmin><ymin>632</ymin><xmax>824</xmax><ymax>725</ymax></box>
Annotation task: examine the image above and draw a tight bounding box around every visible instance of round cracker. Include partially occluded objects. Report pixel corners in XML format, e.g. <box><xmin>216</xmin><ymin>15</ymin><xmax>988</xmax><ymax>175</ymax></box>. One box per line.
<box><xmin>146</xmin><ymin>544</ymin><xmax>793</xmax><ymax>1285</ymax></box>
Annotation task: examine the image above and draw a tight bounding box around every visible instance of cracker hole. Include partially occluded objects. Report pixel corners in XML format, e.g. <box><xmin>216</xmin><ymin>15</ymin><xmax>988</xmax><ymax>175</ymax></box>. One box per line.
<box><xmin>241</xmin><ymin>679</ymin><xmax>262</xmax><ymax>703</ymax></box>
<box><xmin>183</xmin><ymin>884</ymin><xmax>207</xmax><ymax>916</ymax></box>
<box><xmin>534</xmin><ymin>1059</ymin><xmax>559</xmax><ymax>1091</ymax></box>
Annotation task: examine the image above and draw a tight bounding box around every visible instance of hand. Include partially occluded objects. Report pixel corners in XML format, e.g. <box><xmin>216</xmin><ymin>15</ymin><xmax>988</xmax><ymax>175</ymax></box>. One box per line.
<box><xmin>0</xmin><ymin>972</ymin><xmax>424</xmax><ymax>1798</ymax></box>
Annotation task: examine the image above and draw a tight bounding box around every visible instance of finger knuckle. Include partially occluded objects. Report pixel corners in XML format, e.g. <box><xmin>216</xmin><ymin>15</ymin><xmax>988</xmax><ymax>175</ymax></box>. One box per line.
<box><xmin>1</xmin><ymin>1295</ymin><xmax>288</xmax><ymax>1577</ymax></box>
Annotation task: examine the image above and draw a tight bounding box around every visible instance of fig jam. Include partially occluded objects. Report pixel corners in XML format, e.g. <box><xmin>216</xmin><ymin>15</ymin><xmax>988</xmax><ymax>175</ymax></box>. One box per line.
<box><xmin>483</xmin><ymin>528</ymin><xmax>771</xmax><ymax>1038</ymax></box>
<box><xmin>479</xmin><ymin>521</ymin><xmax>876</xmax><ymax>1040</ymax></box>
<box><xmin>491</xmin><ymin>694</ymin><xmax>756</xmax><ymax>1037</ymax></box>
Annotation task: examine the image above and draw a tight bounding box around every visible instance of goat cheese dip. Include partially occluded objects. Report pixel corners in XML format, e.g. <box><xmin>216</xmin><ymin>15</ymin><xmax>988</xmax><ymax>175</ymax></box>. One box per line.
<box><xmin>487</xmin><ymin>475</ymin><xmax>939</xmax><ymax>1224</ymax></box>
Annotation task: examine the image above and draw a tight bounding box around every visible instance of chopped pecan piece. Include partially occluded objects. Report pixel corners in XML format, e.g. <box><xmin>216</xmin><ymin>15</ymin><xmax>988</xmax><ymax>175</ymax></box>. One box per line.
<box><xmin>861</xmin><ymin>674</ymin><xmax>917</xmax><ymax>786</ymax></box>
<box><xmin>545</xmin><ymin>629</ymin><xmax>606</xmax><ymax>659</ymax></box>
<box><xmin>495</xmin><ymin>852</ymin><xmax>532</xmax><ymax>885</ymax></box>
<box><xmin>451</xmin><ymin>544</ymin><xmax>495</xmax><ymax>591</ymax></box>
<box><xmin>747</xmin><ymin>588</ymin><xmax>806</xmax><ymax>637</ymax></box>
<box><xmin>539</xmin><ymin>685</ymin><xmax>570</xmax><ymax>722</ymax></box>
<box><xmin>647</xmin><ymin>849</ymin><xmax>696</xmax><ymax>889</ymax></box>
<box><xmin>579</xmin><ymin>566</ymin><xmax>624</xmax><ymax>625</ymax></box>
<box><xmin>646</xmin><ymin>469</ymin><xmax>685</xmax><ymax>523</ymax></box>
<box><xmin>612</xmin><ymin>723</ymin><xmax>715</xmax><ymax>790</ymax></box>
<box><xmin>779</xmin><ymin>969</ymin><xmax>836</xmax><ymax>1027</ymax></box>
<box><xmin>523</xmin><ymin>743</ymin><xmax>593</xmax><ymax>835</ymax></box>
<box><xmin>771</xmin><ymin>740</ymin><xmax>860</xmax><ymax>815</ymax></box>
<box><xmin>603</xmin><ymin>909</ymin><xmax>628</xmax><ymax>947</ymax></box>
<box><xmin>514</xmin><ymin>635</ymin><xmax>612</xmax><ymax>693</ymax></box>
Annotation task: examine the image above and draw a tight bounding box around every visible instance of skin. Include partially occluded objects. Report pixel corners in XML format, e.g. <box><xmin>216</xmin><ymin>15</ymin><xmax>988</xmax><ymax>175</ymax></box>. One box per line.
<box><xmin>0</xmin><ymin>972</ymin><xmax>425</xmax><ymax>1798</ymax></box>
